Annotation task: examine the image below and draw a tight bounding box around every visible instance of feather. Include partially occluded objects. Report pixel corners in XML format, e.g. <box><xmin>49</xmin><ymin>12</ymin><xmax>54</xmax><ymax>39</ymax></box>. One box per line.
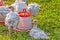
<box><xmin>28</xmin><ymin>3</ymin><xmax>40</xmax><ymax>16</ymax></box>
<box><xmin>0</xmin><ymin>6</ymin><xmax>10</xmax><ymax>17</ymax></box>
<box><xmin>5</xmin><ymin>11</ymin><xmax>19</xmax><ymax>27</ymax></box>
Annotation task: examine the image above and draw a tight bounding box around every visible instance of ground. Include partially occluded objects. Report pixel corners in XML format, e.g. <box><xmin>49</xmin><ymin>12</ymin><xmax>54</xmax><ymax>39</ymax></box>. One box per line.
<box><xmin>0</xmin><ymin>0</ymin><xmax>60</xmax><ymax>40</ymax></box>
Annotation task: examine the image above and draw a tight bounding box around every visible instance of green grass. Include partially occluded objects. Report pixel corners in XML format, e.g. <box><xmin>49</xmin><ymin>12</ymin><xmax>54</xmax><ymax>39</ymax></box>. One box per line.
<box><xmin>0</xmin><ymin>0</ymin><xmax>60</xmax><ymax>40</ymax></box>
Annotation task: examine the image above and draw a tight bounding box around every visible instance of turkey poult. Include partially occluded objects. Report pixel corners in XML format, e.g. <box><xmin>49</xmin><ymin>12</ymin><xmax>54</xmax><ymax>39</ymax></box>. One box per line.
<box><xmin>28</xmin><ymin>3</ymin><xmax>40</xmax><ymax>16</ymax></box>
<box><xmin>30</xmin><ymin>19</ymin><xmax>49</xmax><ymax>39</ymax></box>
<box><xmin>5</xmin><ymin>6</ymin><xmax>19</xmax><ymax>34</ymax></box>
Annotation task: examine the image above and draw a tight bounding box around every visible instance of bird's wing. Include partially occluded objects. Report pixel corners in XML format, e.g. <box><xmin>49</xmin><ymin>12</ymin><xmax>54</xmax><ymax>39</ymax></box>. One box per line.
<box><xmin>28</xmin><ymin>3</ymin><xmax>40</xmax><ymax>16</ymax></box>
<box><xmin>0</xmin><ymin>6</ymin><xmax>10</xmax><ymax>17</ymax></box>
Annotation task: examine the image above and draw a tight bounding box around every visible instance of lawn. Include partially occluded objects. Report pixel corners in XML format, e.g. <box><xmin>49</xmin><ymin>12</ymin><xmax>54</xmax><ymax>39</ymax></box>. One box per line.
<box><xmin>0</xmin><ymin>0</ymin><xmax>60</xmax><ymax>40</ymax></box>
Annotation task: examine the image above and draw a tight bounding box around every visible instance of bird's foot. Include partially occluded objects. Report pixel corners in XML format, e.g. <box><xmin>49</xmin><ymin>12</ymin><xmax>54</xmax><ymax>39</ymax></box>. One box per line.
<box><xmin>26</xmin><ymin>29</ymin><xmax>31</xmax><ymax>32</ymax></box>
<box><xmin>16</xmin><ymin>29</ymin><xmax>22</xmax><ymax>32</ymax></box>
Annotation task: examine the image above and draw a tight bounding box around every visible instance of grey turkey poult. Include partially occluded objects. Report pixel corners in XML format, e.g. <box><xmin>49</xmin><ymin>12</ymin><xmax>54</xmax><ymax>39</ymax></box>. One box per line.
<box><xmin>30</xmin><ymin>20</ymin><xmax>49</xmax><ymax>39</ymax></box>
<box><xmin>5</xmin><ymin>9</ymin><xmax>19</xmax><ymax>34</ymax></box>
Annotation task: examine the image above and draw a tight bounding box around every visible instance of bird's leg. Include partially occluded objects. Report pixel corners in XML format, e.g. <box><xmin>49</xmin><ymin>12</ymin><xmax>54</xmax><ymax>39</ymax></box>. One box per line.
<box><xmin>8</xmin><ymin>26</ymin><xmax>11</xmax><ymax>36</ymax></box>
<box><xmin>15</xmin><ymin>21</ymin><xmax>22</xmax><ymax>32</ymax></box>
<box><xmin>26</xmin><ymin>29</ymin><xmax>31</xmax><ymax>32</ymax></box>
<box><xmin>13</xmin><ymin>26</ymin><xmax>17</xmax><ymax>34</ymax></box>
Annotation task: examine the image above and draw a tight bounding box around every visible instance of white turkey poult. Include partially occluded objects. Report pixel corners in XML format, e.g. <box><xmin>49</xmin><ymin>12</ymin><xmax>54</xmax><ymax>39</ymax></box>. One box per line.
<box><xmin>30</xmin><ymin>19</ymin><xmax>49</xmax><ymax>39</ymax></box>
<box><xmin>5</xmin><ymin>6</ymin><xmax>19</xmax><ymax>34</ymax></box>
